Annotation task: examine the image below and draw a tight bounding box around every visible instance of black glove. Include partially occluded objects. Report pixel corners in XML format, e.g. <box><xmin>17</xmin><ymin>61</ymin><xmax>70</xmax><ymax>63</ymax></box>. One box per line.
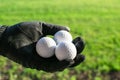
<box><xmin>0</xmin><ymin>22</ymin><xmax>85</xmax><ymax>72</ymax></box>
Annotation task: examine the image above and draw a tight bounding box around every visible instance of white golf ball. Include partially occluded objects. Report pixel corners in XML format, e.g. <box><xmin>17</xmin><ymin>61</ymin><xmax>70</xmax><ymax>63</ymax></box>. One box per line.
<box><xmin>54</xmin><ymin>30</ymin><xmax>72</xmax><ymax>44</ymax></box>
<box><xmin>55</xmin><ymin>42</ymin><xmax>77</xmax><ymax>61</ymax></box>
<box><xmin>36</xmin><ymin>37</ymin><xmax>56</xmax><ymax>58</ymax></box>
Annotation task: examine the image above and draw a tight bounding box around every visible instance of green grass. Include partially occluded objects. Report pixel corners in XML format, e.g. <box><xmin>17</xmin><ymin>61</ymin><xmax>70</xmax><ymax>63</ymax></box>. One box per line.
<box><xmin>0</xmin><ymin>0</ymin><xmax>120</xmax><ymax>80</ymax></box>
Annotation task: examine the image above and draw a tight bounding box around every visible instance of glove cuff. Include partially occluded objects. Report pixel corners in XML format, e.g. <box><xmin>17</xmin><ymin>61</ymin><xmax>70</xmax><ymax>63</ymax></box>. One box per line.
<box><xmin>0</xmin><ymin>25</ymin><xmax>7</xmax><ymax>46</ymax></box>
<box><xmin>0</xmin><ymin>25</ymin><xmax>7</xmax><ymax>38</ymax></box>
<box><xmin>0</xmin><ymin>25</ymin><xmax>7</xmax><ymax>55</ymax></box>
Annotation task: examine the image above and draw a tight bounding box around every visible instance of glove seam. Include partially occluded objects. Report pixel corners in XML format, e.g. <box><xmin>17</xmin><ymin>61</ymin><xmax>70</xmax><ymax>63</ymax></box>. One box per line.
<box><xmin>17</xmin><ymin>25</ymin><xmax>35</xmax><ymax>42</ymax></box>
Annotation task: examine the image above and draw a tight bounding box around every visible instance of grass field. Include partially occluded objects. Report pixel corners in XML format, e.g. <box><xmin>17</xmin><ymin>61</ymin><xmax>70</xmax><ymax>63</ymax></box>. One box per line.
<box><xmin>0</xmin><ymin>0</ymin><xmax>120</xmax><ymax>80</ymax></box>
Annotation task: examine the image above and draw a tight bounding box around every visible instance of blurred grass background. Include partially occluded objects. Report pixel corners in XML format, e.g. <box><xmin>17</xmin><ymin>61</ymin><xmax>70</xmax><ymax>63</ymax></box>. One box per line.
<box><xmin>0</xmin><ymin>0</ymin><xmax>120</xmax><ymax>80</ymax></box>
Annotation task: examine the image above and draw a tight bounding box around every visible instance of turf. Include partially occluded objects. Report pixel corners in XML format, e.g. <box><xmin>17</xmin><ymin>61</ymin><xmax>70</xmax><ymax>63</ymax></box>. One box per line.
<box><xmin>0</xmin><ymin>0</ymin><xmax>120</xmax><ymax>80</ymax></box>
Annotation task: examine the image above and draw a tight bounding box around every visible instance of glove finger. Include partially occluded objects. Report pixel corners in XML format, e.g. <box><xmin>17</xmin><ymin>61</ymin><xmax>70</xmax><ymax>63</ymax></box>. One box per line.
<box><xmin>42</xmin><ymin>22</ymin><xmax>70</xmax><ymax>36</ymax></box>
<box><xmin>46</xmin><ymin>59</ymin><xmax>74</xmax><ymax>72</ymax></box>
<box><xmin>73</xmin><ymin>37</ymin><xmax>85</xmax><ymax>54</ymax></box>
<box><xmin>75</xmin><ymin>41</ymin><xmax>85</xmax><ymax>54</ymax></box>
<box><xmin>69</xmin><ymin>54</ymin><xmax>85</xmax><ymax>67</ymax></box>
<box><xmin>72</xmin><ymin>37</ymin><xmax>81</xmax><ymax>44</ymax></box>
<box><xmin>54</xmin><ymin>59</ymin><xmax>74</xmax><ymax>72</ymax></box>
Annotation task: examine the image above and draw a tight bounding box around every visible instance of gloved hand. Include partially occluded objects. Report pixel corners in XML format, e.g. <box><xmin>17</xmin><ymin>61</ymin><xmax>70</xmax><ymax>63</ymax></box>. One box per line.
<box><xmin>0</xmin><ymin>22</ymin><xmax>85</xmax><ymax>72</ymax></box>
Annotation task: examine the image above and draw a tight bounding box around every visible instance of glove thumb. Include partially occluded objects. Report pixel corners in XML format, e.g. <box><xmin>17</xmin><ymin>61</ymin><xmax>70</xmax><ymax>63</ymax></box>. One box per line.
<box><xmin>42</xmin><ymin>22</ymin><xmax>70</xmax><ymax>36</ymax></box>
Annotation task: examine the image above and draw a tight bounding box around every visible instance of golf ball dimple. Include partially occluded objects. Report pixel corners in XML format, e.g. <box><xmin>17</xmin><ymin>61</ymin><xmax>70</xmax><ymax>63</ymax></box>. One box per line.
<box><xmin>54</xmin><ymin>30</ymin><xmax>72</xmax><ymax>44</ymax></box>
<box><xmin>36</xmin><ymin>37</ymin><xmax>56</xmax><ymax>58</ymax></box>
<box><xmin>55</xmin><ymin>42</ymin><xmax>77</xmax><ymax>61</ymax></box>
